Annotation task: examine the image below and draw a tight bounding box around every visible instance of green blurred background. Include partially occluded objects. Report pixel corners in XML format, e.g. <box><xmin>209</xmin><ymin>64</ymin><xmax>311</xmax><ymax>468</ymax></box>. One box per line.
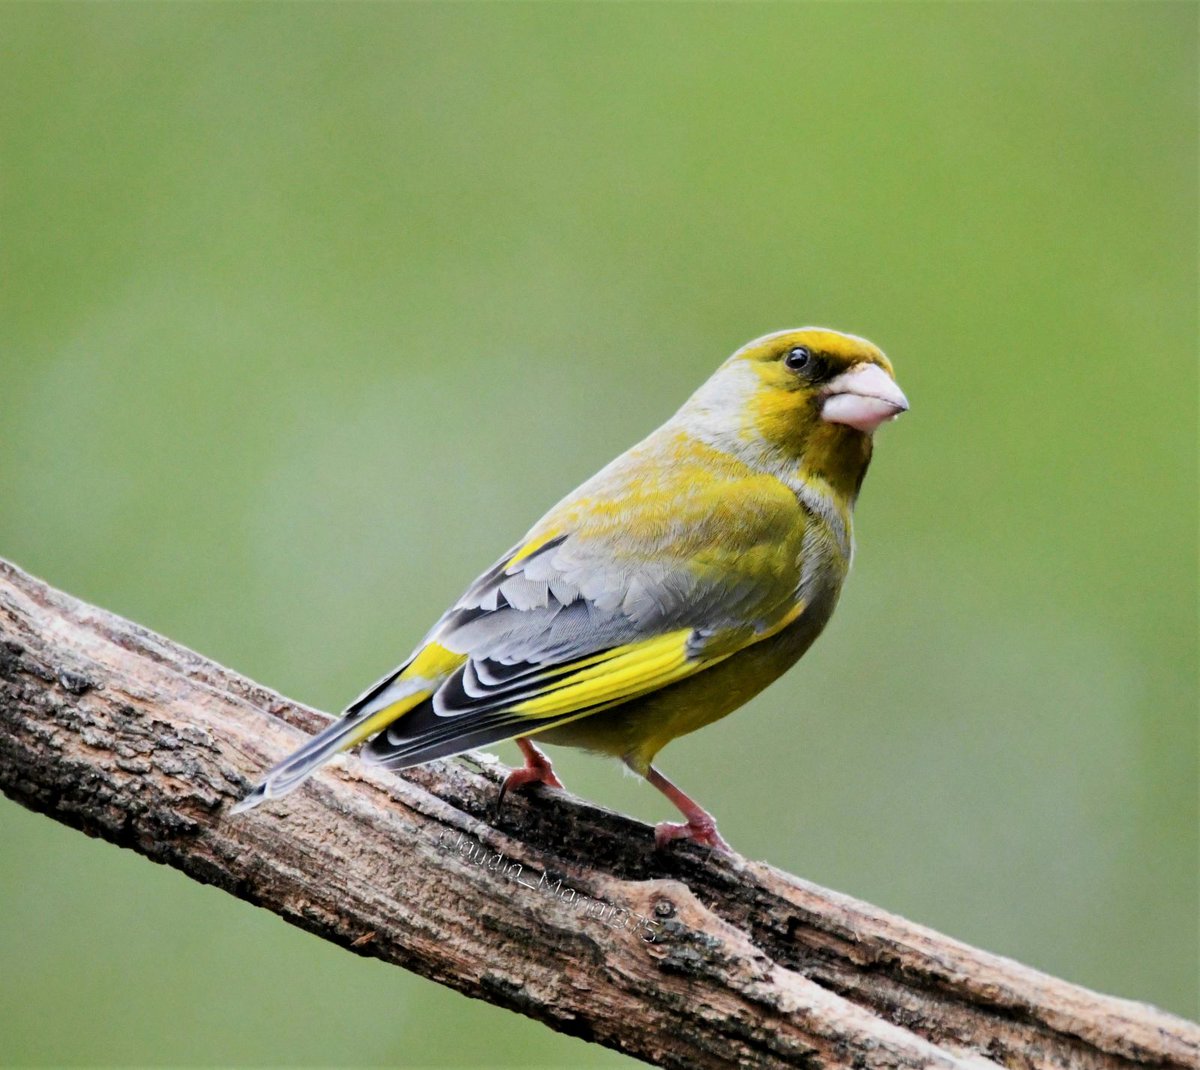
<box><xmin>1</xmin><ymin>3</ymin><xmax>1195</xmax><ymax>1066</ymax></box>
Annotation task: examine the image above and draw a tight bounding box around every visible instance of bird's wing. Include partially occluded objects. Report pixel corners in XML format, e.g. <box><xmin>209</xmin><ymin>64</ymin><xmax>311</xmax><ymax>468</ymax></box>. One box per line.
<box><xmin>356</xmin><ymin>457</ymin><xmax>809</xmax><ymax>768</ymax></box>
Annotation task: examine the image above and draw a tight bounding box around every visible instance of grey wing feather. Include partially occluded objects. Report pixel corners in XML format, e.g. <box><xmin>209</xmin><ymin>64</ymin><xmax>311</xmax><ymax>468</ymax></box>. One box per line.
<box><xmin>431</xmin><ymin>534</ymin><xmax>710</xmax><ymax>668</ymax></box>
<box><xmin>357</xmin><ymin>533</ymin><xmax>710</xmax><ymax>764</ymax></box>
<box><xmin>360</xmin><ymin>486</ymin><xmax>801</xmax><ymax>766</ymax></box>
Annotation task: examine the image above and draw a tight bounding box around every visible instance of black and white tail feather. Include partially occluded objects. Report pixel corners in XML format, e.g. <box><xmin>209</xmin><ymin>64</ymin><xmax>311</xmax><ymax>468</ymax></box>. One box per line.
<box><xmin>229</xmin><ymin>668</ymin><xmax>428</xmax><ymax>813</ymax></box>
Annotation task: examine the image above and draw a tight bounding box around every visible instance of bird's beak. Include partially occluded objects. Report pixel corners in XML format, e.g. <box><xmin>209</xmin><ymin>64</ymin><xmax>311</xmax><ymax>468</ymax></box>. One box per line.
<box><xmin>820</xmin><ymin>363</ymin><xmax>909</xmax><ymax>433</ymax></box>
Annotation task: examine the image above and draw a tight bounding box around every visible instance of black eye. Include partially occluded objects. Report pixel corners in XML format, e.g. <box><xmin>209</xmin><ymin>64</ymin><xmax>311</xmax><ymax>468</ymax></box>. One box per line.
<box><xmin>784</xmin><ymin>345</ymin><xmax>812</xmax><ymax>371</ymax></box>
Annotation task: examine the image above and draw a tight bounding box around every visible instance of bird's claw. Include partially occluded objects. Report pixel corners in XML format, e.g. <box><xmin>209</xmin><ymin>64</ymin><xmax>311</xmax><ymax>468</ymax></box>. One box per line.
<box><xmin>653</xmin><ymin>816</ymin><xmax>732</xmax><ymax>853</ymax></box>
<box><xmin>495</xmin><ymin>751</ymin><xmax>565</xmax><ymax>812</ymax></box>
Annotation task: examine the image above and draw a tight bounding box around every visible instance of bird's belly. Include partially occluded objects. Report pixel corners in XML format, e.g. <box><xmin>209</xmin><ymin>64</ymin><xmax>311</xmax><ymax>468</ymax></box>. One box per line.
<box><xmin>536</xmin><ymin>583</ymin><xmax>840</xmax><ymax>772</ymax></box>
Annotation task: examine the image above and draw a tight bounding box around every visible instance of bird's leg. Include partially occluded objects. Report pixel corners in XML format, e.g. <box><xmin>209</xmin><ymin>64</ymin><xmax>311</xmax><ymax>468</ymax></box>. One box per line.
<box><xmin>496</xmin><ymin>738</ymin><xmax>565</xmax><ymax>810</ymax></box>
<box><xmin>637</xmin><ymin>763</ymin><xmax>732</xmax><ymax>853</ymax></box>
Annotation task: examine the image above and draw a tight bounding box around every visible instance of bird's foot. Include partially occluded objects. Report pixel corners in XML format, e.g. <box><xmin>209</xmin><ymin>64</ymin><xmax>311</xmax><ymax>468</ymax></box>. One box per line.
<box><xmin>501</xmin><ymin>758</ymin><xmax>564</xmax><ymax>795</ymax></box>
<box><xmin>496</xmin><ymin>740</ymin><xmax>565</xmax><ymax>811</ymax></box>
<box><xmin>632</xmin><ymin>761</ymin><xmax>733</xmax><ymax>853</ymax></box>
<box><xmin>654</xmin><ymin>815</ymin><xmax>732</xmax><ymax>853</ymax></box>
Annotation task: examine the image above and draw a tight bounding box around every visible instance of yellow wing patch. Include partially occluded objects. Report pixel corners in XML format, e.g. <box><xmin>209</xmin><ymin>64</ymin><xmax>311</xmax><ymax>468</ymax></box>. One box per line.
<box><xmin>511</xmin><ymin>598</ymin><xmax>807</xmax><ymax>722</ymax></box>
<box><xmin>512</xmin><ymin>628</ymin><xmax>725</xmax><ymax>719</ymax></box>
<box><xmin>343</xmin><ymin>688</ymin><xmax>435</xmax><ymax>749</ymax></box>
<box><xmin>406</xmin><ymin>641</ymin><xmax>467</xmax><ymax>680</ymax></box>
<box><xmin>348</xmin><ymin>603</ymin><xmax>806</xmax><ymax>754</ymax></box>
<box><xmin>505</xmin><ymin>529</ymin><xmax>563</xmax><ymax>568</ymax></box>
<box><xmin>342</xmin><ymin>641</ymin><xmax>466</xmax><ymax>749</ymax></box>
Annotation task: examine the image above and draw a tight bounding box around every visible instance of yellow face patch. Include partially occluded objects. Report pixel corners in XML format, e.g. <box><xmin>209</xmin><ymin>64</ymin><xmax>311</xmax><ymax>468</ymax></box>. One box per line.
<box><xmin>735</xmin><ymin>327</ymin><xmax>894</xmax><ymax>457</ymax></box>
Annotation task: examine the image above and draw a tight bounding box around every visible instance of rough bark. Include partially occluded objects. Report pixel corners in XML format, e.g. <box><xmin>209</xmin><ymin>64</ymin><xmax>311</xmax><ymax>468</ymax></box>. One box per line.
<box><xmin>0</xmin><ymin>556</ymin><xmax>1195</xmax><ymax>1070</ymax></box>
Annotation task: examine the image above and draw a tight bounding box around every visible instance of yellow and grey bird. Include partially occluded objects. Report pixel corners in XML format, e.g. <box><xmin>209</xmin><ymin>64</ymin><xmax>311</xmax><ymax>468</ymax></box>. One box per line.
<box><xmin>234</xmin><ymin>328</ymin><xmax>908</xmax><ymax>850</ymax></box>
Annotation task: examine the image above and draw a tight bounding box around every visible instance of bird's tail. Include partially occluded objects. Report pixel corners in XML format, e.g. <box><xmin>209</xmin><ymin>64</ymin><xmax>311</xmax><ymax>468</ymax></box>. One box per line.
<box><xmin>231</xmin><ymin>677</ymin><xmax>429</xmax><ymax>814</ymax></box>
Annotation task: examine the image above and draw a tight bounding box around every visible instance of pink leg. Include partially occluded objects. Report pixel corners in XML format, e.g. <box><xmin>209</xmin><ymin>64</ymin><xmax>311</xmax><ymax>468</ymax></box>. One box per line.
<box><xmin>497</xmin><ymin>738</ymin><xmax>565</xmax><ymax>808</ymax></box>
<box><xmin>637</xmin><ymin>763</ymin><xmax>732</xmax><ymax>853</ymax></box>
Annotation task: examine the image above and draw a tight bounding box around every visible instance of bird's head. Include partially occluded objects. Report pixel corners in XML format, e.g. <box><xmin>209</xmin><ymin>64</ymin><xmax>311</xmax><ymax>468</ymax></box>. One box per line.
<box><xmin>679</xmin><ymin>327</ymin><xmax>908</xmax><ymax>499</ymax></box>
<box><xmin>730</xmin><ymin>326</ymin><xmax>907</xmax><ymax>439</ymax></box>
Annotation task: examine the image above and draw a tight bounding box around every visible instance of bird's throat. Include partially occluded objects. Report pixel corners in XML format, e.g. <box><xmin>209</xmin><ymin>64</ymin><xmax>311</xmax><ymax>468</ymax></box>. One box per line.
<box><xmin>794</xmin><ymin>421</ymin><xmax>874</xmax><ymax>507</ymax></box>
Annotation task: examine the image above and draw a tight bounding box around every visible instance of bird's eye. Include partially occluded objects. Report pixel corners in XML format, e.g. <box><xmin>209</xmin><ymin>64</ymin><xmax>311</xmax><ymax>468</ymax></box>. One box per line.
<box><xmin>784</xmin><ymin>346</ymin><xmax>812</xmax><ymax>371</ymax></box>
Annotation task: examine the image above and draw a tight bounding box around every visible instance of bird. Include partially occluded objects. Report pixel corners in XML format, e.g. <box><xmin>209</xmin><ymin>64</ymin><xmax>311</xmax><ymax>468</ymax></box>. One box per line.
<box><xmin>233</xmin><ymin>328</ymin><xmax>908</xmax><ymax>850</ymax></box>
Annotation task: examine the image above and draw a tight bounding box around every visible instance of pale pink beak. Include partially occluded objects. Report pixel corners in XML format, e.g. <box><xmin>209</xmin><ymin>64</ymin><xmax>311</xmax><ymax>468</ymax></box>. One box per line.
<box><xmin>820</xmin><ymin>363</ymin><xmax>909</xmax><ymax>434</ymax></box>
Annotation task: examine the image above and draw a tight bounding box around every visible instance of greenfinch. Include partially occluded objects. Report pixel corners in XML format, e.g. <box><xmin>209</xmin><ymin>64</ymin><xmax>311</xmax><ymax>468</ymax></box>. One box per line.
<box><xmin>234</xmin><ymin>328</ymin><xmax>907</xmax><ymax>850</ymax></box>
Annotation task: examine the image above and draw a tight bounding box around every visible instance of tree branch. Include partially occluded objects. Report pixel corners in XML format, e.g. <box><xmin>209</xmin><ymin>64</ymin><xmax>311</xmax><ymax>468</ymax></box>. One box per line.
<box><xmin>0</xmin><ymin>556</ymin><xmax>1194</xmax><ymax>1069</ymax></box>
